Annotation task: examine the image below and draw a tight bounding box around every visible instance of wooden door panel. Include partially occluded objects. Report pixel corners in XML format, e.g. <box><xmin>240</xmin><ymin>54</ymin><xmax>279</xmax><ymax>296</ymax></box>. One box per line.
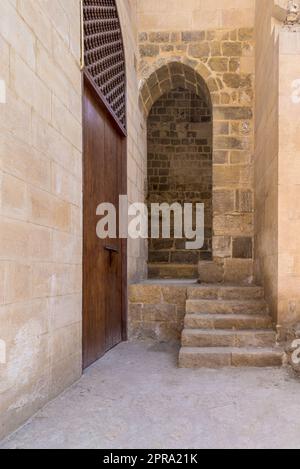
<box><xmin>83</xmin><ymin>77</ymin><xmax>126</xmax><ymax>370</ymax></box>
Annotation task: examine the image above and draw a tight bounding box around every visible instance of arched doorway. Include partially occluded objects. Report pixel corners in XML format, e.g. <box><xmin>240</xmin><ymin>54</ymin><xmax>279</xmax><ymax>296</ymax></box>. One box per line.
<box><xmin>141</xmin><ymin>63</ymin><xmax>213</xmax><ymax>279</ymax></box>
<box><xmin>82</xmin><ymin>0</ymin><xmax>127</xmax><ymax>368</ymax></box>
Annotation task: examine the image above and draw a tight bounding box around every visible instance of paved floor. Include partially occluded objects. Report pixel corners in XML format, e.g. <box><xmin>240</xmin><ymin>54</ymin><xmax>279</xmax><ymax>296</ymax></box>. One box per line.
<box><xmin>1</xmin><ymin>342</ymin><xmax>300</xmax><ymax>449</ymax></box>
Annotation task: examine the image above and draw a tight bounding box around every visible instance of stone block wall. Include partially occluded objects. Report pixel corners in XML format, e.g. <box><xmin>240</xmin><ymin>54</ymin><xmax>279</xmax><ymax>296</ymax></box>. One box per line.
<box><xmin>147</xmin><ymin>87</ymin><xmax>213</xmax><ymax>265</ymax></box>
<box><xmin>0</xmin><ymin>0</ymin><xmax>146</xmax><ymax>440</ymax></box>
<box><xmin>117</xmin><ymin>0</ymin><xmax>148</xmax><ymax>282</ymax></box>
<box><xmin>254</xmin><ymin>0</ymin><xmax>280</xmax><ymax>320</ymax></box>
<box><xmin>129</xmin><ymin>283</ymin><xmax>188</xmax><ymax>342</ymax></box>
<box><xmin>0</xmin><ymin>0</ymin><xmax>83</xmax><ymax>439</ymax></box>
<box><xmin>277</xmin><ymin>30</ymin><xmax>300</xmax><ymax>330</ymax></box>
<box><xmin>137</xmin><ymin>0</ymin><xmax>255</xmax><ymax>31</ymax></box>
<box><xmin>138</xmin><ymin>25</ymin><xmax>255</xmax><ymax>284</ymax></box>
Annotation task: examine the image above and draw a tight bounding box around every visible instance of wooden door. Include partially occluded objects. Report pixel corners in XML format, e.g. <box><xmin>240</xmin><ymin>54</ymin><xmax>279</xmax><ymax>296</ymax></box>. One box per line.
<box><xmin>83</xmin><ymin>74</ymin><xmax>127</xmax><ymax>369</ymax></box>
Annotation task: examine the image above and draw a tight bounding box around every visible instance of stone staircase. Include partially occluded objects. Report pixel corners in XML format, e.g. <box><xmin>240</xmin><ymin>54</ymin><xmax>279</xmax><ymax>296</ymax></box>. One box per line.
<box><xmin>148</xmin><ymin>263</ymin><xmax>198</xmax><ymax>280</ymax></box>
<box><xmin>179</xmin><ymin>285</ymin><xmax>284</xmax><ymax>368</ymax></box>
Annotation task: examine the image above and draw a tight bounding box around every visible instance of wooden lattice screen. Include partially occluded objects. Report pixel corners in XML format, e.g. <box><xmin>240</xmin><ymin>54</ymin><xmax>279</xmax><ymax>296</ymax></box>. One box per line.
<box><xmin>82</xmin><ymin>0</ymin><xmax>127</xmax><ymax>134</ymax></box>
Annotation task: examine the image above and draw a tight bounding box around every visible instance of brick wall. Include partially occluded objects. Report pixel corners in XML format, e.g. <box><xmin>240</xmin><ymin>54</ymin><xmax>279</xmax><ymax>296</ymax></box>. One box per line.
<box><xmin>147</xmin><ymin>87</ymin><xmax>213</xmax><ymax>265</ymax></box>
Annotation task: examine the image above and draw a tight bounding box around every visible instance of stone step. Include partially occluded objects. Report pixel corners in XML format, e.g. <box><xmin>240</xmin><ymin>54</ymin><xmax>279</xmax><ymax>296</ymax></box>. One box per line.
<box><xmin>179</xmin><ymin>347</ymin><xmax>284</xmax><ymax>368</ymax></box>
<box><xmin>181</xmin><ymin>329</ymin><xmax>276</xmax><ymax>348</ymax></box>
<box><xmin>184</xmin><ymin>313</ymin><xmax>273</xmax><ymax>330</ymax></box>
<box><xmin>187</xmin><ymin>285</ymin><xmax>264</xmax><ymax>301</ymax></box>
<box><xmin>186</xmin><ymin>299</ymin><xmax>268</xmax><ymax>315</ymax></box>
<box><xmin>148</xmin><ymin>263</ymin><xmax>198</xmax><ymax>280</ymax></box>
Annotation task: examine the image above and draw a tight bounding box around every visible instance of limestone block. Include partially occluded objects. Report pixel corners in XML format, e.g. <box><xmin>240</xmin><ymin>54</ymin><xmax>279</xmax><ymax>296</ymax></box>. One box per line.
<box><xmin>213</xmin><ymin>236</ymin><xmax>232</xmax><ymax>258</ymax></box>
<box><xmin>129</xmin><ymin>284</ymin><xmax>162</xmax><ymax>304</ymax></box>
<box><xmin>28</xmin><ymin>187</ymin><xmax>71</xmax><ymax>232</ymax></box>
<box><xmin>232</xmin><ymin>237</ymin><xmax>253</xmax><ymax>259</ymax></box>
<box><xmin>214</xmin><ymin>213</ymin><xmax>253</xmax><ymax>236</ymax></box>
<box><xmin>198</xmin><ymin>261</ymin><xmax>224</xmax><ymax>283</ymax></box>
<box><xmin>213</xmin><ymin>190</ymin><xmax>235</xmax><ymax>214</ymax></box>
<box><xmin>224</xmin><ymin>258</ymin><xmax>254</xmax><ymax>285</ymax></box>
<box><xmin>143</xmin><ymin>303</ymin><xmax>176</xmax><ymax>322</ymax></box>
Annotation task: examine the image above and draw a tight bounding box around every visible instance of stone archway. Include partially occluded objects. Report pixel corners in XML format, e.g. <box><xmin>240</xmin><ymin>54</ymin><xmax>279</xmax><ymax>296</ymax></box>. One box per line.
<box><xmin>141</xmin><ymin>63</ymin><xmax>213</xmax><ymax>279</ymax></box>
<box><xmin>139</xmin><ymin>57</ymin><xmax>254</xmax><ymax>284</ymax></box>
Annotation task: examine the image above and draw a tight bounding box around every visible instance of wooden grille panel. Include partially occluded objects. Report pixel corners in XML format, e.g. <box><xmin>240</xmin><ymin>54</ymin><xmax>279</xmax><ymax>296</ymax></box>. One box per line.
<box><xmin>83</xmin><ymin>0</ymin><xmax>126</xmax><ymax>132</ymax></box>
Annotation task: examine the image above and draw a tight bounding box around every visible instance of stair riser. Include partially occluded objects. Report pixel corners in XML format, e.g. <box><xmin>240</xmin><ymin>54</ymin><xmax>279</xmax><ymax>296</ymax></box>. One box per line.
<box><xmin>186</xmin><ymin>301</ymin><xmax>268</xmax><ymax>315</ymax></box>
<box><xmin>179</xmin><ymin>350</ymin><xmax>284</xmax><ymax>368</ymax></box>
<box><xmin>187</xmin><ymin>287</ymin><xmax>264</xmax><ymax>301</ymax></box>
<box><xmin>185</xmin><ymin>316</ymin><xmax>273</xmax><ymax>330</ymax></box>
<box><xmin>148</xmin><ymin>264</ymin><xmax>198</xmax><ymax>280</ymax></box>
<box><xmin>182</xmin><ymin>332</ymin><xmax>276</xmax><ymax>348</ymax></box>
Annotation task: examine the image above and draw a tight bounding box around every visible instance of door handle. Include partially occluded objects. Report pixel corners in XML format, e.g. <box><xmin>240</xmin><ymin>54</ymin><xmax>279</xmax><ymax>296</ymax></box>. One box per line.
<box><xmin>104</xmin><ymin>245</ymin><xmax>119</xmax><ymax>266</ymax></box>
<box><xmin>104</xmin><ymin>245</ymin><xmax>119</xmax><ymax>254</ymax></box>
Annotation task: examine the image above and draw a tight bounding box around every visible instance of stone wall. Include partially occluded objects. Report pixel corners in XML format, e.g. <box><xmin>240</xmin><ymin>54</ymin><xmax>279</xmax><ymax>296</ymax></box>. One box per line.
<box><xmin>277</xmin><ymin>29</ymin><xmax>300</xmax><ymax>331</ymax></box>
<box><xmin>117</xmin><ymin>0</ymin><xmax>148</xmax><ymax>282</ymax></box>
<box><xmin>254</xmin><ymin>0</ymin><xmax>280</xmax><ymax>321</ymax></box>
<box><xmin>0</xmin><ymin>0</ymin><xmax>83</xmax><ymax>439</ymax></box>
<box><xmin>138</xmin><ymin>25</ymin><xmax>255</xmax><ymax>284</ymax></box>
<box><xmin>129</xmin><ymin>282</ymin><xmax>188</xmax><ymax>342</ymax></box>
<box><xmin>254</xmin><ymin>2</ymin><xmax>300</xmax><ymax>334</ymax></box>
<box><xmin>0</xmin><ymin>0</ymin><xmax>145</xmax><ymax>440</ymax></box>
<box><xmin>137</xmin><ymin>0</ymin><xmax>255</xmax><ymax>31</ymax></box>
<box><xmin>147</xmin><ymin>87</ymin><xmax>213</xmax><ymax>266</ymax></box>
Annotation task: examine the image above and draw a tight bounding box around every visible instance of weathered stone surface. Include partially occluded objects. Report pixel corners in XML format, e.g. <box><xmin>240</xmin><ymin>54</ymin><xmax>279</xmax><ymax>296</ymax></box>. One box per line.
<box><xmin>139</xmin><ymin>32</ymin><xmax>148</xmax><ymax>42</ymax></box>
<box><xmin>182</xmin><ymin>31</ymin><xmax>205</xmax><ymax>42</ymax></box>
<box><xmin>140</xmin><ymin>44</ymin><xmax>160</xmax><ymax>57</ymax></box>
<box><xmin>189</xmin><ymin>42</ymin><xmax>210</xmax><ymax>58</ymax></box>
<box><xmin>214</xmin><ymin>191</ymin><xmax>235</xmax><ymax>214</ymax></box>
<box><xmin>213</xmin><ymin>236</ymin><xmax>232</xmax><ymax>258</ymax></box>
<box><xmin>208</xmin><ymin>57</ymin><xmax>228</xmax><ymax>72</ymax></box>
<box><xmin>238</xmin><ymin>28</ymin><xmax>254</xmax><ymax>41</ymax></box>
<box><xmin>162</xmin><ymin>286</ymin><xmax>187</xmax><ymax>308</ymax></box>
<box><xmin>149</xmin><ymin>32</ymin><xmax>170</xmax><ymax>43</ymax></box>
<box><xmin>232</xmin><ymin>237</ymin><xmax>253</xmax><ymax>259</ymax></box>
<box><xmin>182</xmin><ymin>329</ymin><xmax>276</xmax><ymax>348</ymax></box>
<box><xmin>129</xmin><ymin>284</ymin><xmax>162</xmax><ymax>304</ymax></box>
<box><xmin>184</xmin><ymin>313</ymin><xmax>272</xmax><ymax>330</ymax></box>
<box><xmin>222</xmin><ymin>42</ymin><xmax>242</xmax><ymax>57</ymax></box>
<box><xmin>187</xmin><ymin>286</ymin><xmax>218</xmax><ymax>300</ymax></box>
<box><xmin>186</xmin><ymin>299</ymin><xmax>268</xmax><ymax>315</ymax></box>
<box><xmin>214</xmin><ymin>106</ymin><xmax>253</xmax><ymax>120</ymax></box>
<box><xmin>236</xmin><ymin>189</ymin><xmax>253</xmax><ymax>212</ymax></box>
<box><xmin>214</xmin><ymin>214</ymin><xmax>253</xmax><ymax>237</ymax></box>
<box><xmin>224</xmin><ymin>259</ymin><xmax>254</xmax><ymax>285</ymax></box>
<box><xmin>148</xmin><ymin>264</ymin><xmax>198</xmax><ymax>279</ymax></box>
<box><xmin>143</xmin><ymin>303</ymin><xmax>176</xmax><ymax>322</ymax></box>
<box><xmin>179</xmin><ymin>348</ymin><xmax>231</xmax><ymax>368</ymax></box>
<box><xmin>198</xmin><ymin>261</ymin><xmax>224</xmax><ymax>284</ymax></box>
<box><xmin>231</xmin><ymin>349</ymin><xmax>283</xmax><ymax>367</ymax></box>
<box><xmin>129</xmin><ymin>303</ymin><xmax>143</xmax><ymax>322</ymax></box>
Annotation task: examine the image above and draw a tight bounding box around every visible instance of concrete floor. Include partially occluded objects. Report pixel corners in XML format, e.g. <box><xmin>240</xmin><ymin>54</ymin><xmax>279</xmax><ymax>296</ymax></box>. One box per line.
<box><xmin>1</xmin><ymin>342</ymin><xmax>300</xmax><ymax>449</ymax></box>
